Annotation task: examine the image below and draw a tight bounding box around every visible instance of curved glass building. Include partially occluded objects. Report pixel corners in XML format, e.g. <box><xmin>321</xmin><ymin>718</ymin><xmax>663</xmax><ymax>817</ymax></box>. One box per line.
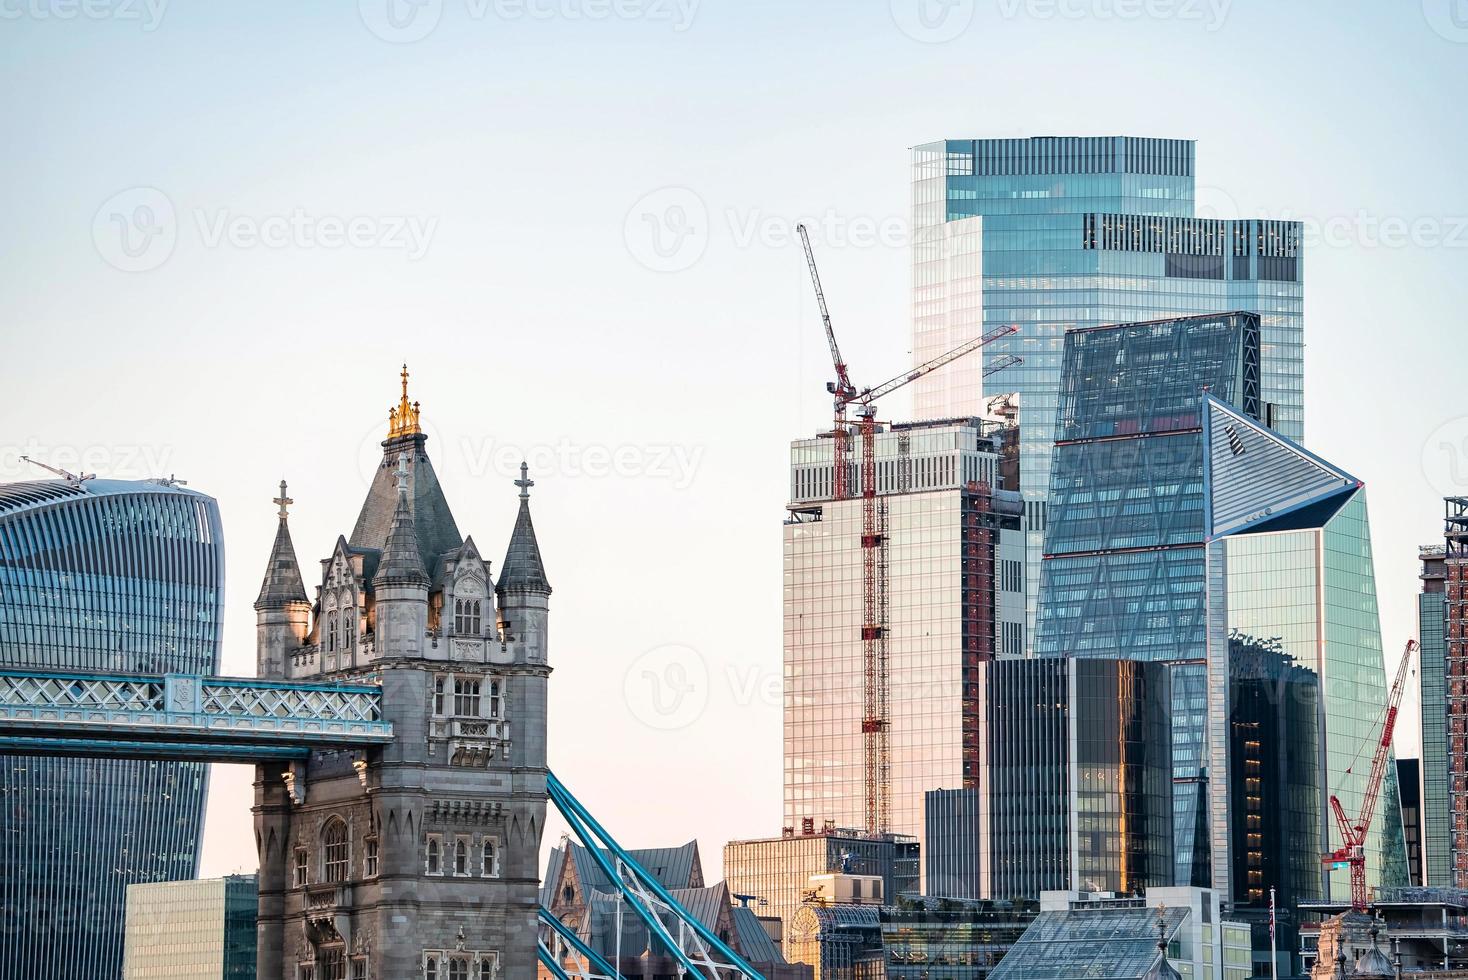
<box><xmin>0</xmin><ymin>478</ymin><xmax>224</xmax><ymax>979</ymax></box>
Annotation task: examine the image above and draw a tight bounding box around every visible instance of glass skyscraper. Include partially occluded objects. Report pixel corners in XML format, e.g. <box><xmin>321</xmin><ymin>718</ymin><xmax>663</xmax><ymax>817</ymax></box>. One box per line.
<box><xmin>0</xmin><ymin>478</ymin><xmax>225</xmax><ymax>979</ymax></box>
<box><xmin>1420</xmin><ymin>546</ymin><xmax>1451</xmax><ymax>886</ymax></box>
<box><xmin>1031</xmin><ymin>313</ymin><xmax>1405</xmax><ymax>972</ymax></box>
<box><xmin>912</xmin><ymin>136</ymin><xmax>1304</xmax><ymax>651</ymax></box>
<box><xmin>783</xmin><ymin>418</ymin><xmax>1025</xmax><ymax>875</ymax></box>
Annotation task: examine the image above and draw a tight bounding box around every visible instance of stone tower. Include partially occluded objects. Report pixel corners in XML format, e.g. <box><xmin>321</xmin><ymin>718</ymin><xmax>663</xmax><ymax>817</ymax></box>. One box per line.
<box><xmin>253</xmin><ymin>367</ymin><xmax>551</xmax><ymax>979</ymax></box>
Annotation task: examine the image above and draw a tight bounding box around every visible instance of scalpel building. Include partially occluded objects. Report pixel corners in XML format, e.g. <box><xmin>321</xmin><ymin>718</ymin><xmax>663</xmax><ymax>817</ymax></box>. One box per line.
<box><xmin>1032</xmin><ymin>312</ymin><xmax>1406</xmax><ymax>974</ymax></box>
<box><xmin>0</xmin><ymin>478</ymin><xmax>226</xmax><ymax>979</ymax></box>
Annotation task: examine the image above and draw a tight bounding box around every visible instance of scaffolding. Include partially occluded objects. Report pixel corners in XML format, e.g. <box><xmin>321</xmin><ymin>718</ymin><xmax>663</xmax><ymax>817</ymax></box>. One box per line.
<box><xmin>1446</xmin><ymin>498</ymin><xmax>1468</xmax><ymax>888</ymax></box>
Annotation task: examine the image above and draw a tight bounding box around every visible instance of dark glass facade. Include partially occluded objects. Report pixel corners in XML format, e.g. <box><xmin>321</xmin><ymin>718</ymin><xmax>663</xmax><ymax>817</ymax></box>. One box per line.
<box><xmin>912</xmin><ymin>137</ymin><xmax>1304</xmax><ymax>653</ymax></box>
<box><xmin>981</xmin><ymin>657</ymin><xmax>1172</xmax><ymax>901</ymax></box>
<box><xmin>925</xmin><ymin>788</ymin><xmax>981</xmax><ymax>900</ymax></box>
<box><xmin>0</xmin><ymin>479</ymin><xmax>225</xmax><ymax>979</ymax></box>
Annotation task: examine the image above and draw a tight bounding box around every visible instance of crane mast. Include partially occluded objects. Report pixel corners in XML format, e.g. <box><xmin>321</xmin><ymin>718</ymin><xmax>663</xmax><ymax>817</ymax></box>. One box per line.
<box><xmin>1323</xmin><ymin>637</ymin><xmax>1418</xmax><ymax>910</ymax></box>
<box><xmin>796</xmin><ymin>227</ymin><xmax>1021</xmax><ymax>836</ymax></box>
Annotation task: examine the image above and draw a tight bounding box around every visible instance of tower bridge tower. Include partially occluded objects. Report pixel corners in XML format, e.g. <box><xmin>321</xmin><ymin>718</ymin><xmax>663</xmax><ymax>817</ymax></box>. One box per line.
<box><xmin>253</xmin><ymin>367</ymin><xmax>551</xmax><ymax>979</ymax></box>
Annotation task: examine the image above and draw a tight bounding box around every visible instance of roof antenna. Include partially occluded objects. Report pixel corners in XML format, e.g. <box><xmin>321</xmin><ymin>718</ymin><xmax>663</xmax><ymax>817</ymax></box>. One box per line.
<box><xmin>19</xmin><ymin>456</ymin><xmax>94</xmax><ymax>485</ymax></box>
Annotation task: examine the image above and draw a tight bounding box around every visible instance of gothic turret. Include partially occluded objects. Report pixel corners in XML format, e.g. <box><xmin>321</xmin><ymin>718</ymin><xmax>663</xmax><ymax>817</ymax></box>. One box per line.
<box><xmin>498</xmin><ymin>462</ymin><xmax>551</xmax><ymax>596</ymax></box>
<box><xmin>373</xmin><ymin>455</ymin><xmax>429</xmax><ymax>659</ymax></box>
<box><xmin>255</xmin><ymin>481</ymin><xmax>310</xmax><ymax>678</ymax></box>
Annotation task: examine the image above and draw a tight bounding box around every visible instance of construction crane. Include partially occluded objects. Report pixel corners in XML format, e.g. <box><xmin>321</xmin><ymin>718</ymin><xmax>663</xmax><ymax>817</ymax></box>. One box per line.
<box><xmin>796</xmin><ymin>223</ymin><xmax>1020</xmax><ymax>836</ymax></box>
<box><xmin>1323</xmin><ymin>637</ymin><xmax>1418</xmax><ymax>911</ymax></box>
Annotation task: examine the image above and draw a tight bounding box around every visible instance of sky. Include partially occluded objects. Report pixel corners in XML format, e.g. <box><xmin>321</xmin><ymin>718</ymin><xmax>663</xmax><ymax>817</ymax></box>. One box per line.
<box><xmin>2</xmin><ymin>1</ymin><xmax>1468</xmax><ymax>882</ymax></box>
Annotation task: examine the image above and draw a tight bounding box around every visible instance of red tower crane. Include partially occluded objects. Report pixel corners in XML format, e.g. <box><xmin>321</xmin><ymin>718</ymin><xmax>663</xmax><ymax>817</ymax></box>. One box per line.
<box><xmin>796</xmin><ymin>223</ymin><xmax>1020</xmax><ymax>835</ymax></box>
<box><xmin>1323</xmin><ymin>637</ymin><xmax>1418</xmax><ymax>911</ymax></box>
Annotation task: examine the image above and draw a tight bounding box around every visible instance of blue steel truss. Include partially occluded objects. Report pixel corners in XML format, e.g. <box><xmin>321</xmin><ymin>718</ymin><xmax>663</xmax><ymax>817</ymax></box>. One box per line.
<box><xmin>0</xmin><ymin>669</ymin><xmax>393</xmax><ymax>762</ymax></box>
<box><xmin>544</xmin><ymin>772</ymin><xmax>766</xmax><ymax>980</ymax></box>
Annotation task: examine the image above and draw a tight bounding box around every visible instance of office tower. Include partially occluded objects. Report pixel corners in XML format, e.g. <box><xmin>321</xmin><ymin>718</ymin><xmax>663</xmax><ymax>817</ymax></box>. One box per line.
<box><xmin>1444</xmin><ymin>498</ymin><xmax>1468</xmax><ymax>888</ymax></box>
<box><xmin>722</xmin><ymin>829</ymin><xmax>919</xmax><ymax>955</ymax></box>
<box><xmin>978</xmin><ymin>657</ymin><xmax>1173</xmax><ymax>901</ymax></box>
<box><xmin>0</xmin><ymin>478</ymin><xmax>225</xmax><ymax>979</ymax></box>
<box><xmin>1032</xmin><ymin>312</ymin><xmax>1406</xmax><ymax>967</ymax></box>
<box><xmin>1420</xmin><ymin>545</ymin><xmax>1450</xmax><ymax>885</ymax></box>
<box><xmin>925</xmin><ymin>788</ymin><xmax>981</xmax><ymax>899</ymax></box>
<box><xmin>122</xmin><ymin>875</ymin><xmax>258</xmax><ymax>979</ymax></box>
<box><xmin>783</xmin><ymin>417</ymin><xmax>1025</xmax><ymax>869</ymax></box>
<box><xmin>1036</xmin><ymin>311</ymin><xmax>1261</xmax><ymax>887</ymax></box>
<box><xmin>252</xmin><ymin>370</ymin><xmax>551</xmax><ymax>979</ymax></box>
<box><xmin>912</xmin><ymin>136</ymin><xmax>1305</xmax><ymax>651</ymax></box>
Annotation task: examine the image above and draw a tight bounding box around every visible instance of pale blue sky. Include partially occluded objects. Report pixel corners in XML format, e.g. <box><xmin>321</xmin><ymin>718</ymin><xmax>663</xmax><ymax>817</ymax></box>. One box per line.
<box><xmin>2</xmin><ymin>1</ymin><xmax>1466</xmax><ymax>880</ymax></box>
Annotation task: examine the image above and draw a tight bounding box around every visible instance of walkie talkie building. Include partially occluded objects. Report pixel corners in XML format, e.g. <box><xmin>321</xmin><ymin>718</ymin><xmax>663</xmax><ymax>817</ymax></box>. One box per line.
<box><xmin>0</xmin><ymin>478</ymin><xmax>225</xmax><ymax>979</ymax></box>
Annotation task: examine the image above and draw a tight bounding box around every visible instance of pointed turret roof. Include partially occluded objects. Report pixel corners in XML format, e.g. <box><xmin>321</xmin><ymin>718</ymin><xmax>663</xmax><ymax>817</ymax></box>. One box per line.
<box><xmin>498</xmin><ymin>462</ymin><xmax>551</xmax><ymax>595</ymax></box>
<box><xmin>350</xmin><ymin>366</ymin><xmax>463</xmax><ymax>571</ymax></box>
<box><xmin>256</xmin><ymin>480</ymin><xmax>309</xmax><ymax>610</ymax></box>
<box><xmin>372</xmin><ymin>456</ymin><xmax>430</xmax><ymax>589</ymax></box>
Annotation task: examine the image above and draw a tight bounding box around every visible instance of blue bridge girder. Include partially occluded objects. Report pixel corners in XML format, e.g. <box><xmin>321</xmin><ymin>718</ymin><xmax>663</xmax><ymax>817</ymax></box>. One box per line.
<box><xmin>0</xmin><ymin>668</ymin><xmax>394</xmax><ymax>763</ymax></box>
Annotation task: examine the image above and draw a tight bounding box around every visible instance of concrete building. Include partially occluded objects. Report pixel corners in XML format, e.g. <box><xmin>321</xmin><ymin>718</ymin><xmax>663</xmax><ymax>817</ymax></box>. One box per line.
<box><xmin>911</xmin><ymin>135</ymin><xmax>1305</xmax><ymax>653</ymax></box>
<box><xmin>0</xmin><ymin>477</ymin><xmax>225</xmax><ymax>979</ymax></box>
<box><xmin>783</xmin><ymin>415</ymin><xmax>1025</xmax><ymax>868</ymax></box>
<box><xmin>251</xmin><ymin>368</ymin><xmax>551</xmax><ymax>978</ymax></box>
<box><xmin>539</xmin><ymin>839</ymin><xmax>810</xmax><ymax>979</ymax></box>
<box><xmin>122</xmin><ymin>875</ymin><xmax>257</xmax><ymax>979</ymax></box>
<box><xmin>723</xmin><ymin>828</ymin><xmax>919</xmax><ymax>959</ymax></box>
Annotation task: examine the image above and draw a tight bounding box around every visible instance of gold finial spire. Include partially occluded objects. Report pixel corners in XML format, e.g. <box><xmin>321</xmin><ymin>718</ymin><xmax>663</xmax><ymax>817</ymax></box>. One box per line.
<box><xmin>387</xmin><ymin>363</ymin><xmax>423</xmax><ymax>438</ymax></box>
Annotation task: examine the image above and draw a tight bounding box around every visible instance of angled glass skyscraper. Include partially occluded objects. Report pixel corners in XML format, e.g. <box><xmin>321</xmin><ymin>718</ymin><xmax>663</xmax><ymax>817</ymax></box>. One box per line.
<box><xmin>912</xmin><ymin>136</ymin><xmax>1304</xmax><ymax>651</ymax></box>
<box><xmin>0</xmin><ymin>479</ymin><xmax>225</xmax><ymax>979</ymax></box>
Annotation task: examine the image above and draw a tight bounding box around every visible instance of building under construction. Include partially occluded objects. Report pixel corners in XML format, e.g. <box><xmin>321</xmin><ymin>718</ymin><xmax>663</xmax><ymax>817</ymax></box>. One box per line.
<box><xmin>782</xmin><ymin>414</ymin><xmax>1025</xmax><ymax>883</ymax></box>
<box><xmin>1446</xmin><ymin>498</ymin><xmax>1468</xmax><ymax>889</ymax></box>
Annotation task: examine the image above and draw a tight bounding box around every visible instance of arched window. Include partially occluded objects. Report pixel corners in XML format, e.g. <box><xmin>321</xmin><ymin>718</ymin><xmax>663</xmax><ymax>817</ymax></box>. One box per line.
<box><xmin>448</xmin><ymin>958</ymin><xmax>469</xmax><ymax>980</ymax></box>
<box><xmin>327</xmin><ymin>612</ymin><xmax>338</xmax><ymax>652</ymax></box>
<box><xmin>426</xmin><ymin>836</ymin><xmax>442</xmax><ymax>875</ymax></box>
<box><xmin>321</xmin><ymin>818</ymin><xmax>349</xmax><ymax>883</ymax></box>
<box><xmin>476</xmin><ymin>957</ymin><xmax>493</xmax><ymax>980</ymax></box>
<box><xmin>488</xmin><ymin>680</ymin><xmax>501</xmax><ymax>719</ymax></box>
<box><xmin>425</xmin><ymin>956</ymin><xmax>439</xmax><ymax>980</ymax></box>
<box><xmin>469</xmin><ymin>600</ymin><xmax>481</xmax><ymax>635</ymax></box>
<box><xmin>453</xmin><ymin>598</ymin><xmax>465</xmax><ymax>634</ymax></box>
<box><xmin>481</xmin><ymin>838</ymin><xmax>498</xmax><ymax>878</ymax></box>
<box><xmin>341</xmin><ymin>609</ymin><xmax>354</xmax><ymax>650</ymax></box>
<box><xmin>454</xmin><ymin>837</ymin><xmax>469</xmax><ymax>875</ymax></box>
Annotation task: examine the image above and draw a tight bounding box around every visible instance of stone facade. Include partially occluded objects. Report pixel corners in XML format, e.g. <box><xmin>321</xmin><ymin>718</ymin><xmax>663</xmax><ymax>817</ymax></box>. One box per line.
<box><xmin>253</xmin><ymin>372</ymin><xmax>551</xmax><ymax>979</ymax></box>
